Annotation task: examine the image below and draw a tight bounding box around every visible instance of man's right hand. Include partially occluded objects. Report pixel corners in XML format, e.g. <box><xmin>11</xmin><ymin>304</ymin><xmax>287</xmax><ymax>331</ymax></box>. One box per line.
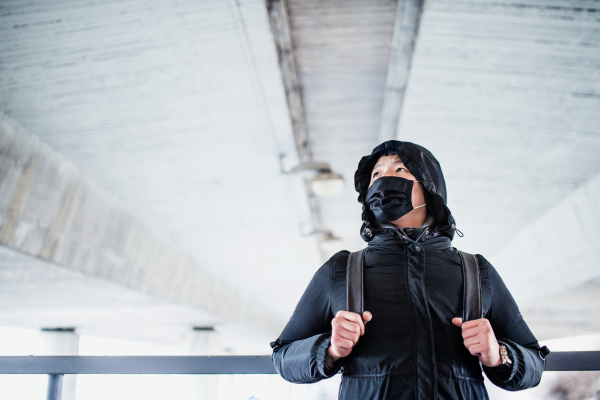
<box><xmin>328</xmin><ymin>310</ymin><xmax>373</xmax><ymax>362</ymax></box>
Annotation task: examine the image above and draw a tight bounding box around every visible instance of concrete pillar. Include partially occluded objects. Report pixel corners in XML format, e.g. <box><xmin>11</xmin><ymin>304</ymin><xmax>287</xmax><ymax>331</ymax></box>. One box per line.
<box><xmin>181</xmin><ymin>327</ymin><xmax>223</xmax><ymax>400</ymax></box>
<box><xmin>183</xmin><ymin>327</ymin><xmax>223</xmax><ymax>355</ymax></box>
<box><xmin>40</xmin><ymin>328</ymin><xmax>79</xmax><ymax>400</ymax></box>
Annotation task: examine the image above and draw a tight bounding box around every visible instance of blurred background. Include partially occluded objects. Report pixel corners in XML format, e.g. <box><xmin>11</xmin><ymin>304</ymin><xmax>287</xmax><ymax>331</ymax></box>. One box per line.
<box><xmin>0</xmin><ymin>0</ymin><xmax>599</xmax><ymax>399</ymax></box>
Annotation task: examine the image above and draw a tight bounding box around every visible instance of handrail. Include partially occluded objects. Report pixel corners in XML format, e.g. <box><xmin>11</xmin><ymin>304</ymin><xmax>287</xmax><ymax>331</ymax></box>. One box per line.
<box><xmin>0</xmin><ymin>352</ymin><xmax>598</xmax><ymax>374</ymax></box>
<box><xmin>0</xmin><ymin>352</ymin><xmax>598</xmax><ymax>400</ymax></box>
<box><xmin>544</xmin><ymin>351</ymin><xmax>600</xmax><ymax>371</ymax></box>
<box><xmin>0</xmin><ymin>355</ymin><xmax>276</xmax><ymax>374</ymax></box>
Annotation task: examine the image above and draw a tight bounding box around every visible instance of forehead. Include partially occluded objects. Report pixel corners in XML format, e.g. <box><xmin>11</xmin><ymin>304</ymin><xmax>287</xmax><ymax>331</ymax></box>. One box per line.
<box><xmin>372</xmin><ymin>154</ymin><xmax>403</xmax><ymax>170</ymax></box>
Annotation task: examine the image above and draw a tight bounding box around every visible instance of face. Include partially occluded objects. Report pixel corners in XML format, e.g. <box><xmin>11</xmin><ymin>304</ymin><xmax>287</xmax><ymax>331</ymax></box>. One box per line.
<box><xmin>369</xmin><ymin>154</ymin><xmax>425</xmax><ymax>208</ymax></box>
<box><xmin>369</xmin><ymin>154</ymin><xmax>416</xmax><ymax>185</ymax></box>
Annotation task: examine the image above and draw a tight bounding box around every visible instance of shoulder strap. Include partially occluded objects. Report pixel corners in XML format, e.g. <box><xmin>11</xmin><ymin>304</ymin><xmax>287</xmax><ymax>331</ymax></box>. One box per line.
<box><xmin>345</xmin><ymin>248</ymin><xmax>481</xmax><ymax>322</ymax></box>
<box><xmin>346</xmin><ymin>249</ymin><xmax>366</xmax><ymax>316</ymax></box>
<box><xmin>458</xmin><ymin>251</ymin><xmax>482</xmax><ymax>322</ymax></box>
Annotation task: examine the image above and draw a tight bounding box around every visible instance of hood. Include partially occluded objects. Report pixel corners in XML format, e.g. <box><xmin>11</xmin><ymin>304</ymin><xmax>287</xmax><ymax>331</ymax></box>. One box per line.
<box><xmin>354</xmin><ymin>140</ymin><xmax>456</xmax><ymax>242</ymax></box>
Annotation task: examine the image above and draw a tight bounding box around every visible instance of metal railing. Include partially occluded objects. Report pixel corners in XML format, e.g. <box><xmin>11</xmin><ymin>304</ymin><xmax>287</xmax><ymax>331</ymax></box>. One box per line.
<box><xmin>0</xmin><ymin>352</ymin><xmax>599</xmax><ymax>400</ymax></box>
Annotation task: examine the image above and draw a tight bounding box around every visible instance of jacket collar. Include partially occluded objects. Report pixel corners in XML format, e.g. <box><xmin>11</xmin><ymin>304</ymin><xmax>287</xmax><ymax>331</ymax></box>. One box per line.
<box><xmin>368</xmin><ymin>215</ymin><xmax>453</xmax><ymax>250</ymax></box>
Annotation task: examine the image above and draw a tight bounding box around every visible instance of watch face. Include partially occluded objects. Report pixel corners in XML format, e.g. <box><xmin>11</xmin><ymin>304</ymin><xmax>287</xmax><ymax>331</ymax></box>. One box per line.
<box><xmin>500</xmin><ymin>345</ymin><xmax>512</xmax><ymax>365</ymax></box>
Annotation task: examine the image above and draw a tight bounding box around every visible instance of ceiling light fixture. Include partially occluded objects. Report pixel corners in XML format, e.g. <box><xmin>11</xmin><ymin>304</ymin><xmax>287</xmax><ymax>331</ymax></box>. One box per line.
<box><xmin>281</xmin><ymin>158</ymin><xmax>345</xmax><ymax>196</ymax></box>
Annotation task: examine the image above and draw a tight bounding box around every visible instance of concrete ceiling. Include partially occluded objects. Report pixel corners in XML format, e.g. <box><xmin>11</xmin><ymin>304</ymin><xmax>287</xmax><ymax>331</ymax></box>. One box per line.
<box><xmin>0</xmin><ymin>0</ymin><xmax>321</xmax><ymax>329</ymax></box>
<box><xmin>287</xmin><ymin>0</ymin><xmax>400</xmax><ymax>252</ymax></box>
<box><xmin>398</xmin><ymin>0</ymin><xmax>600</xmax><ymax>257</ymax></box>
<box><xmin>0</xmin><ymin>0</ymin><xmax>599</xmax><ymax>346</ymax></box>
<box><xmin>0</xmin><ymin>245</ymin><xmax>217</xmax><ymax>345</ymax></box>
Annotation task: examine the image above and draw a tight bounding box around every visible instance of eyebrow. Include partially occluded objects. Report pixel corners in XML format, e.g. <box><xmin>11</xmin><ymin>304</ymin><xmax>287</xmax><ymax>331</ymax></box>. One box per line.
<box><xmin>373</xmin><ymin>159</ymin><xmax>405</xmax><ymax>171</ymax></box>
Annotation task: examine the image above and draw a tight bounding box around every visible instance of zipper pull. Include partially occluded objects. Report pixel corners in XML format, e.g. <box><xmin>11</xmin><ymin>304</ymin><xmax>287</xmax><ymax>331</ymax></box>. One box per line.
<box><xmin>451</xmin><ymin>224</ymin><xmax>464</xmax><ymax>237</ymax></box>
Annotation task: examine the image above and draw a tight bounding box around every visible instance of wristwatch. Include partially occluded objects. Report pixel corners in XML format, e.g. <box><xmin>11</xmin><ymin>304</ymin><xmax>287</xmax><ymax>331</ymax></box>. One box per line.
<box><xmin>500</xmin><ymin>344</ymin><xmax>513</xmax><ymax>366</ymax></box>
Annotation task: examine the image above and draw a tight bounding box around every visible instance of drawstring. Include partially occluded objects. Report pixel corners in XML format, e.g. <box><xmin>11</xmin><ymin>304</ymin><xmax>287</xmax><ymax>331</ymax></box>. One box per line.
<box><xmin>393</xmin><ymin>226</ymin><xmax>430</xmax><ymax>244</ymax></box>
<box><xmin>415</xmin><ymin>227</ymin><xmax>430</xmax><ymax>242</ymax></box>
<box><xmin>451</xmin><ymin>224</ymin><xmax>464</xmax><ymax>237</ymax></box>
<box><xmin>395</xmin><ymin>227</ymin><xmax>412</xmax><ymax>242</ymax></box>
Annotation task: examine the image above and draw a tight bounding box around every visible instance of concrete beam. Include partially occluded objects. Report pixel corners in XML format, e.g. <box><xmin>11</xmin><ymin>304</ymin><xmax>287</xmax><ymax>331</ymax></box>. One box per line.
<box><xmin>378</xmin><ymin>0</ymin><xmax>425</xmax><ymax>142</ymax></box>
<box><xmin>267</xmin><ymin>0</ymin><xmax>327</xmax><ymax>240</ymax></box>
<box><xmin>267</xmin><ymin>0</ymin><xmax>311</xmax><ymax>164</ymax></box>
<box><xmin>520</xmin><ymin>277</ymin><xmax>600</xmax><ymax>340</ymax></box>
<box><xmin>0</xmin><ymin>244</ymin><xmax>219</xmax><ymax>344</ymax></box>
<box><xmin>489</xmin><ymin>171</ymin><xmax>600</xmax><ymax>337</ymax></box>
<box><xmin>0</xmin><ymin>112</ymin><xmax>285</xmax><ymax>337</ymax></box>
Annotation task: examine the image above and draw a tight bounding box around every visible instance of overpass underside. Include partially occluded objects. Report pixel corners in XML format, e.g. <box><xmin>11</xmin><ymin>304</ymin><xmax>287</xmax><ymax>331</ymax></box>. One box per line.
<box><xmin>0</xmin><ymin>0</ymin><xmax>599</xmax><ymax>354</ymax></box>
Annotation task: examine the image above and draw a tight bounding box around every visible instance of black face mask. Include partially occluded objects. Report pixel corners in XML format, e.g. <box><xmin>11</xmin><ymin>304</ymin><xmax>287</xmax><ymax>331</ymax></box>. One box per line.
<box><xmin>365</xmin><ymin>176</ymin><xmax>426</xmax><ymax>223</ymax></box>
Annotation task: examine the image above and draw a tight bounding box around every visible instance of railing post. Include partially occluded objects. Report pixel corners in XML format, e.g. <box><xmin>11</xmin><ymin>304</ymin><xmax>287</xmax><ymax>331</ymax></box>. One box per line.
<box><xmin>47</xmin><ymin>374</ymin><xmax>63</xmax><ymax>400</ymax></box>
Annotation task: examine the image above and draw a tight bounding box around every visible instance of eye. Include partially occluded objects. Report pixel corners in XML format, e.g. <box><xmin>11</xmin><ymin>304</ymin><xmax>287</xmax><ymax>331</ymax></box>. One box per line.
<box><xmin>372</xmin><ymin>171</ymin><xmax>381</xmax><ymax>178</ymax></box>
<box><xmin>396</xmin><ymin>167</ymin><xmax>406</xmax><ymax>173</ymax></box>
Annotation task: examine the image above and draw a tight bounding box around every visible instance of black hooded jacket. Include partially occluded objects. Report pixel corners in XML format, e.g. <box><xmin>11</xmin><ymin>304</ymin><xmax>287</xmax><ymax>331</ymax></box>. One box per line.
<box><xmin>271</xmin><ymin>141</ymin><xmax>548</xmax><ymax>399</ymax></box>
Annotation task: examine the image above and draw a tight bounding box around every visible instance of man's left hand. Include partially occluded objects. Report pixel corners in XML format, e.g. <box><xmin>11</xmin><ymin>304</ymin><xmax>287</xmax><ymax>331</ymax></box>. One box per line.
<box><xmin>452</xmin><ymin>317</ymin><xmax>501</xmax><ymax>367</ymax></box>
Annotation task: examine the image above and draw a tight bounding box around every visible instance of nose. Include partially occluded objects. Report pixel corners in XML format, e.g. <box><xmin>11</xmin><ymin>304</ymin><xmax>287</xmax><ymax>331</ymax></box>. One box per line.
<box><xmin>382</xmin><ymin>168</ymin><xmax>396</xmax><ymax>177</ymax></box>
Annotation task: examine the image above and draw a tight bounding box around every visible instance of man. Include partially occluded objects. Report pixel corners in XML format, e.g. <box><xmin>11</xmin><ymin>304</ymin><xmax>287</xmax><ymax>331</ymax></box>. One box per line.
<box><xmin>271</xmin><ymin>140</ymin><xmax>548</xmax><ymax>399</ymax></box>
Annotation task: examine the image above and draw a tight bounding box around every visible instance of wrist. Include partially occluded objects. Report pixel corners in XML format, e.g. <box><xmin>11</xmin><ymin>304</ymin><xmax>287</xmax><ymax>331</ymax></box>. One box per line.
<box><xmin>487</xmin><ymin>353</ymin><xmax>502</xmax><ymax>367</ymax></box>
<box><xmin>327</xmin><ymin>345</ymin><xmax>342</xmax><ymax>362</ymax></box>
<box><xmin>482</xmin><ymin>344</ymin><xmax>502</xmax><ymax>367</ymax></box>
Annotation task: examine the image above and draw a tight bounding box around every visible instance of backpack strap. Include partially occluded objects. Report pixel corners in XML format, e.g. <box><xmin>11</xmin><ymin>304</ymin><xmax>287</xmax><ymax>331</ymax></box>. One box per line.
<box><xmin>346</xmin><ymin>249</ymin><xmax>366</xmax><ymax>316</ymax></box>
<box><xmin>346</xmin><ymin>248</ymin><xmax>482</xmax><ymax>322</ymax></box>
<box><xmin>458</xmin><ymin>251</ymin><xmax>482</xmax><ymax>322</ymax></box>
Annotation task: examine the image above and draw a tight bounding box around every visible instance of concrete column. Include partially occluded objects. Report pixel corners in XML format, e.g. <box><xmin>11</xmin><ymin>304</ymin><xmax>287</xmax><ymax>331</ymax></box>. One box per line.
<box><xmin>40</xmin><ymin>328</ymin><xmax>79</xmax><ymax>400</ymax></box>
<box><xmin>181</xmin><ymin>327</ymin><xmax>223</xmax><ymax>400</ymax></box>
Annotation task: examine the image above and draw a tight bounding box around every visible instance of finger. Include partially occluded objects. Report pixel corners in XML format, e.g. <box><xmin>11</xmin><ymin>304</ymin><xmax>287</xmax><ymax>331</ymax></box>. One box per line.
<box><xmin>472</xmin><ymin>343</ymin><xmax>489</xmax><ymax>354</ymax></box>
<box><xmin>337</xmin><ymin>329</ymin><xmax>360</xmax><ymax>344</ymax></box>
<box><xmin>335</xmin><ymin>310</ymin><xmax>352</xmax><ymax>318</ymax></box>
<box><xmin>467</xmin><ymin>345</ymin><xmax>482</xmax><ymax>357</ymax></box>
<box><xmin>463</xmin><ymin>336</ymin><xmax>483</xmax><ymax>348</ymax></box>
<box><xmin>337</xmin><ymin>310</ymin><xmax>364</xmax><ymax>323</ymax></box>
<box><xmin>451</xmin><ymin>317</ymin><xmax>462</xmax><ymax>327</ymax></box>
<box><xmin>331</xmin><ymin>337</ymin><xmax>354</xmax><ymax>351</ymax></box>
<box><xmin>336</xmin><ymin>319</ymin><xmax>361</xmax><ymax>335</ymax></box>
<box><xmin>467</xmin><ymin>343</ymin><xmax>486</xmax><ymax>356</ymax></box>
<box><xmin>463</xmin><ymin>321</ymin><xmax>495</xmax><ymax>341</ymax></box>
<box><xmin>461</xmin><ymin>326</ymin><xmax>482</xmax><ymax>340</ymax></box>
<box><xmin>336</xmin><ymin>310</ymin><xmax>363</xmax><ymax>322</ymax></box>
<box><xmin>340</xmin><ymin>312</ymin><xmax>366</xmax><ymax>335</ymax></box>
<box><xmin>334</xmin><ymin>311</ymin><xmax>365</xmax><ymax>332</ymax></box>
<box><xmin>477</xmin><ymin>320</ymin><xmax>495</xmax><ymax>337</ymax></box>
<box><xmin>336</xmin><ymin>310</ymin><xmax>362</xmax><ymax>320</ymax></box>
<box><xmin>337</xmin><ymin>319</ymin><xmax>361</xmax><ymax>335</ymax></box>
<box><xmin>460</xmin><ymin>318</ymin><xmax>487</xmax><ymax>331</ymax></box>
<box><xmin>333</xmin><ymin>313</ymin><xmax>364</xmax><ymax>336</ymax></box>
<box><xmin>363</xmin><ymin>311</ymin><xmax>373</xmax><ymax>324</ymax></box>
<box><xmin>332</xmin><ymin>335</ymin><xmax>354</xmax><ymax>348</ymax></box>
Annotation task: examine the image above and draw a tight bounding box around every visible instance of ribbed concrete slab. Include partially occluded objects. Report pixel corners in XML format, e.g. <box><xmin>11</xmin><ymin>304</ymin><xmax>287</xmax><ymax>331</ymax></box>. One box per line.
<box><xmin>398</xmin><ymin>0</ymin><xmax>600</xmax><ymax>257</ymax></box>
<box><xmin>1</xmin><ymin>0</ymin><xmax>599</xmax><ymax>346</ymax></box>
<box><xmin>490</xmin><ymin>174</ymin><xmax>600</xmax><ymax>309</ymax></box>
<box><xmin>0</xmin><ymin>0</ymin><xmax>322</xmax><ymax>329</ymax></box>
<box><xmin>287</xmin><ymin>0</ymin><xmax>400</xmax><ymax>252</ymax></box>
<box><xmin>0</xmin><ymin>245</ymin><xmax>221</xmax><ymax>345</ymax></box>
<box><xmin>521</xmin><ymin>278</ymin><xmax>600</xmax><ymax>340</ymax></box>
<box><xmin>0</xmin><ymin>114</ymin><xmax>287</xmax><ymax>343</ymax></box>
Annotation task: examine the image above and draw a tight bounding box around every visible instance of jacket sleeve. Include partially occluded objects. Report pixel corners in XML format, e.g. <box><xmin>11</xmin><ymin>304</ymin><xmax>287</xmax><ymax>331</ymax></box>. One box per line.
<box><xmin>270</xmin><ymin>251</ymin><xmax>348</xmax><ymax>383</ymax></box>
<box><xmin>479</xmin><ymin>256</ymin><xmax>549</xmax><ymax>391</ymax></box>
